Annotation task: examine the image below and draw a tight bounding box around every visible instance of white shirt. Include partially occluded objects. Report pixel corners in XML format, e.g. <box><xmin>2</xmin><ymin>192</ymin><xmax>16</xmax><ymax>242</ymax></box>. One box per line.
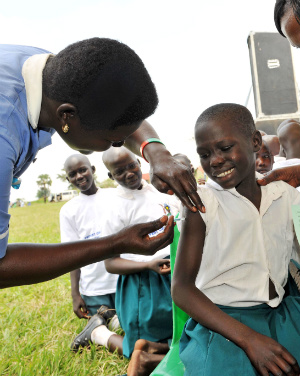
<box><xmin>273</xmin><ymin>156</ymin><xmax>286</xmax><ymax>164</ymax></box>
<box><xmin>102</xmin><ymin>180</ymin><xmax>179</xmax><ymax>262</ymax></box>
<box><xmin>182</xmin><ymin>174</ymin><xmax>300</xmax><ymax>308</ymax></box>
<box><xmin>273</xmin><ymin>157</ymin><xmax>300</xmax><ymax>170</ymax></box>
<box><xmin>60</xmin><ymin>189</ymin><xmax>118</xmax><ymax>296</ymax></box>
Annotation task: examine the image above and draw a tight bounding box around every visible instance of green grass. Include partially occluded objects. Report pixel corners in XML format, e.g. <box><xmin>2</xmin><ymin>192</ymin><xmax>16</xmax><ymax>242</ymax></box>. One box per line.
<box><xmin>0</xmin><ymin>202</ymin><xmax>128</xmax><ymax>376</ymax></box>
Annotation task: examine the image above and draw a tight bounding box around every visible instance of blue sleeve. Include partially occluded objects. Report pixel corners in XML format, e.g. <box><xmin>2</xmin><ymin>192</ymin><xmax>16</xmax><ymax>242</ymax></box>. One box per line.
<box><xmin>0</xmin><ymin>136</ymin><xmax>16</xmax><ymax>258</ymax></box>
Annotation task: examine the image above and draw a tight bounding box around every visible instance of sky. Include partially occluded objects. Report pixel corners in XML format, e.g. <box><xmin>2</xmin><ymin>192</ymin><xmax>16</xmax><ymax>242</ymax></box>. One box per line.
<box><xmin>3</xmin><ymin>0</ymin><xmax>299</xmax><ymax>202</ymax></box>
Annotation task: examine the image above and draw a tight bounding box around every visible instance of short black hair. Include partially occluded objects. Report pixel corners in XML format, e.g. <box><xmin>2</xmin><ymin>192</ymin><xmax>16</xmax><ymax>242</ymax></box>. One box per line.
<box><xmin>43</xmin><ymin>38</ymin><xmax>158</xmax><ymax>130</ymax></box>
<box><xmin>274</xmin><ymin>0</ymin><xmax>300</xmax><ymax>37</ymax></box>
<box><xmin>195</xmin><ymin>103</ymin><xmax>256</xmax><ymax>137</ymax></box>
<box><xmin>260</xmin><ymin>138</ymin><xmax>272</xmax><ymax>155</ymax></box>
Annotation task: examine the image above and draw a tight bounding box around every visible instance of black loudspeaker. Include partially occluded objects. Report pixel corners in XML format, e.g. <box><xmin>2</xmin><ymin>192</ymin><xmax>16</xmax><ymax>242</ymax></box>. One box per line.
<box><xmin>247</xmin><ymin>31</ymin><xmax>300</xmax><ymax>134</ymax></box>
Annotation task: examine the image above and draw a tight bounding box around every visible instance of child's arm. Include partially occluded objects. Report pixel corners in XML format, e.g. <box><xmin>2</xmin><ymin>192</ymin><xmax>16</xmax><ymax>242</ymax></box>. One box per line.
<box><xmin>60</xmin><ymin>210</ymin><xmax>89</xmax><ymax>319</ymax></box>
<box><xmin>70</xmin><ymin>269</ymin><xmax>89</xmax><ymax>319</ymax></box>
<box><xmin>105</xmin><ymin>256</ymin><xmax>170</xmax><ymax>275</ymax></box>
<box><xmin>172</xmin><ymin>207</ymin><xmax>300</xmax><ymax>376</ymax></box>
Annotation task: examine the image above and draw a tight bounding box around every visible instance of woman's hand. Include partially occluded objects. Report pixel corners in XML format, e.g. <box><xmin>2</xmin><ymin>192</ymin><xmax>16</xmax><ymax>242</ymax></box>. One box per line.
<box><xmin>116</xmin><ymin>215</ymin><xmax>174</xmax><ymax>256</ymax></box>
<box><xmin>243</xmin><ymin>332</ymin><xmax>300</xmax><ymax>376</ymax></box>
<box><xmin>123</xmin><ymin>120</ymin><xmax>205</xmax><ymax>212</ymax></box>
<box><xmin>257</xmin><ymin>165</ymin><xmax>300</xmax><ymax>188</ymax></box>
<box><xmin>149</xmin><ymin>149</ymin><xmax>205</xmax><ymax>213</ymax></box>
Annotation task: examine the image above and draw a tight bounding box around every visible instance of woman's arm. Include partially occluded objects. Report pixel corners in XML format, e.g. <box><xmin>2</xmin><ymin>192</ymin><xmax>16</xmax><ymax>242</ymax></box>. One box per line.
<box><xmin>124</xmin><ymin>120</ymin><xmax>205</xmax><ymax>213</ymax></box>
<box><xmin>257</xmin><ymin>165</ymin><xmax>300</xmax><ymax>187</ymax></box>
<box><xmin>172</xmin><ymin>207</ymin><xmax>300</xmax><ymax>376</ymax></box>
<box><xmin>0</xmin><ymin>215</ymin><xmax>174</xmax><ymax>288</ymax></box>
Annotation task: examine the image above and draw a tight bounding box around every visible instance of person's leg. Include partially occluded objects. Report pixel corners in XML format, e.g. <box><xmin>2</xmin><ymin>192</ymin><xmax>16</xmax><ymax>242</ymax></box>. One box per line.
<box><xmin>117</xmin><ymin>271</ymin><xmax>172</xmax><ymax>358</ymax></box>
<box><xmin>71</xmin><ymin>293</ymin><xmax>121</xmax><ymax>352</ymax></box>
<box><xmin>97</xmin><ymin>294</ymin><xmax>120</xmax><ymax>331</ymax></box>
<box><xmin>180</xmin><ymin>315</ymin><xmax>258</xmax><ymax>376</ymax></box>
<box><xmin>133</xmin><ymin>339</ymin><xmax>169</xmax><ymax>354</ymax></box>
<box><xmin>91</xmin><ymin>326</ymin><xmax>123</xmax><ymax>355</ymax></box>
<box><xmin>82</xmin><ymin>293</ymin><xmax>116</xmax><ymax>316</ymax></box>
<box><xmin>273</xmin><ymin>295</ymin><xmax>300</xmax><ymax>363</ymax></box>
<box><xmin>106</xmin><ymin>333</ymin><xmax>124</xmax><ymax>356</ymax></box>
<box><xmin>127</xmin><ymin>350</ymin><xmax>165</xmax><ymax>376</ymax></box>
<box><xmin>71</xmin><ymin>313</ymin><xmax>108</xmax><ymax>351</ymax></box>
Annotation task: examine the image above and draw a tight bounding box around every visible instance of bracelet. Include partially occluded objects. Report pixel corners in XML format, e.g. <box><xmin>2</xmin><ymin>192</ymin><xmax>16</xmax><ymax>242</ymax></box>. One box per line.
<box><xmin>140</xmin><ymin>138</ymin><xmax>165</xmax><ymax>162</ymax></box>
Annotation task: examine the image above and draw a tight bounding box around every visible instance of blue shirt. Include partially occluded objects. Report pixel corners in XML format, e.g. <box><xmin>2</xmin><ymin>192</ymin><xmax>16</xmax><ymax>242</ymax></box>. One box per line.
<box><xmin>0</xmin><ymin>44</ymin><xmax>55</xmax><ymax>258</ymax></box>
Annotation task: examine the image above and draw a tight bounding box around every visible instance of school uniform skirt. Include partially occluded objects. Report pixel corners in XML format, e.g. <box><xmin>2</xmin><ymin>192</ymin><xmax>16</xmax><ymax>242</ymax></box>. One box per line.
<box><xmin>115</xmin><ymin>269</ymin><xmax>173</xmax><ymax>358</ymax></box>
<box><xmin>179</xmin><ymin>269</ymin><xmax>300</xmax><ymax>376</ymax></box>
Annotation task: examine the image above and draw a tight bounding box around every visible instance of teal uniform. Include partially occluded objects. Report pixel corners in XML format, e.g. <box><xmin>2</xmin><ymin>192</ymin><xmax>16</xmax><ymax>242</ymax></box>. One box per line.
<box><xmin>179</xmin><ymin>262</ymin><xmax>300</xmax><ymax>376</ymax></box>
<box><xmin>116</xmin><ymin>266</ymin><xmax>172</xmax><ymax>358</ymax></box>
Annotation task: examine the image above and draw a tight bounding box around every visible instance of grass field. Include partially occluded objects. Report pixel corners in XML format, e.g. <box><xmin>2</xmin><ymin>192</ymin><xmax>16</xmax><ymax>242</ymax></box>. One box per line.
<box><xmin>0</xmin><ymin>201</ymin><xmax>128</xmax><ymax>376</ymax></box>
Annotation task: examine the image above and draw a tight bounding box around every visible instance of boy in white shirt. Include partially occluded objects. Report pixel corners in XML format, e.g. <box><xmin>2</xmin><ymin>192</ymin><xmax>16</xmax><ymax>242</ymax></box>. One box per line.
<box><xmin>102</xmin><ymin>147</ymin><xmax>179</xmax><ymax>359</ymax></box>
<box><xmin>60</xmin><ymin>154</ymin><xmax>119</xmax><ymax>348</ymax></box>
<box><xmin>255</xmin><ymin>140</ymin><xmax>273</xmax><ymax>175</ymax></box>
<box><xmin>262</xmin><ymin>134</ymin><xmax>280</xmax><ymax>161</ymax></box>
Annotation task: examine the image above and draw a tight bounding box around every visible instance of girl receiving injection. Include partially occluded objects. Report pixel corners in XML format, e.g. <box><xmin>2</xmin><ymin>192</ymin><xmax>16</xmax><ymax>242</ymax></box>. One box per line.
<box><xmin>172</xmin><ymin>103</ymin><xmax>300</xmax><ymax>376</ymax></box>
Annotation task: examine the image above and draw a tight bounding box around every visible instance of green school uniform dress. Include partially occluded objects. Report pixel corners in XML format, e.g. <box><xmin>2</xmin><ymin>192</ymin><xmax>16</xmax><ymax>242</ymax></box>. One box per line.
<box><xmin>116</xmin><ymin>264</ymin><xmax>172</xmax><ymax>358</ymax></box>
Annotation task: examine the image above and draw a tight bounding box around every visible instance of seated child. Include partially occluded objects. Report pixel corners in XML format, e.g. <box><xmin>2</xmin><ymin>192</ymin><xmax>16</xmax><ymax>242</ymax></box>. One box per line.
<box><xmin>262</xmin><ymin>134</ymin><xmax>280</xmax><ymax>162</ymax></box>
<box><xmin>71</xmin><ymin>147</ymin><xmax>177</xmax><ymax>373</ymax></box>
<box><xmin>172</xmin><ymin>103</ymin><xmax>300</xmax><ymax>376</ymax></box>
<box><xmin>102</xmin><ymin>147</ymin><xmax>178</xmax><ymax>359</ymax></box>
<box><xmin>255</xmin><ymin>140</ymin><xmax>273</xmax><ymax>174</ymax></box>
<box><xmin>60</xmin><ymin>154</ymin><xmax>119</xmax><ymax>349</ymax></box>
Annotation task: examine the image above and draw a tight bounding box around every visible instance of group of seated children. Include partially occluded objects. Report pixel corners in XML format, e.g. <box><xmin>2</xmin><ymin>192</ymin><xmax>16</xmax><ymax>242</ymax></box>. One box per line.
<box><xmin>60</xmin><ymin>147</ymin><xmax>181</xmax><ymax>375</ymax></box>
<box><xmin>61</xmin><ymin>105</ymin><xmax>300</xmax><ymax>376</ymax></box>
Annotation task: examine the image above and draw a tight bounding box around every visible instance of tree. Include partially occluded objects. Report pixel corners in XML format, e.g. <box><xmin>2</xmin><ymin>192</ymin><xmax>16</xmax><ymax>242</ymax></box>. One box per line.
<box><xmin>98</xmin><ymin>178</ymin><xmax>117</xmax><ymax>188</ymax></box>
<box><xmin>36</xmin><ymin>187</ymin><xmax>50</xmax><ymax>201</ymax></box>
<box><xmin>57</xmin><ymin>169</ymin><xmax>75</xmax><ymax>190</ymax></box>
<box><xmin>36</xmin><ymin>174</ymin><xmax>52</xmax><ymax>203</ymax></box>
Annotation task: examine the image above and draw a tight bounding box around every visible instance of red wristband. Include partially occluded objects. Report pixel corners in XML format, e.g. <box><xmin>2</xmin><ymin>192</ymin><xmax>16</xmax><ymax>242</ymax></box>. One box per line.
<box><xmin>140</xmin><ymin>138</ymin><xmax>165</xmax><ymax>162</ymax></box>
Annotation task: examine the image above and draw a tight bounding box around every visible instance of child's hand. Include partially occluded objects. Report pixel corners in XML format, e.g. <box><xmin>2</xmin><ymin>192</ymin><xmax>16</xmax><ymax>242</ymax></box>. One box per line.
<box><xmin>72</xmin><ymin>295</ymin><xmax>90</xmax><ymax>319</ymax></box>
<box><xmin>147</xmin><ymin>259</ymin><xmax>171</xmax><ymax>275</ymax></box>
<box><xmin>244</xmin><ymin>331</ymin><xmax>300</xmax><ymax>376</ymax></box>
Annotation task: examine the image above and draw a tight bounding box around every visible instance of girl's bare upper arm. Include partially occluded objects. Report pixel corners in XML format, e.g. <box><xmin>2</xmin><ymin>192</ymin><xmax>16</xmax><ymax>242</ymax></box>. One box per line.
<box><xmin>173</xmin><ymin>206</ymin><xmax>206</xmax><ymax>286</ymax></box>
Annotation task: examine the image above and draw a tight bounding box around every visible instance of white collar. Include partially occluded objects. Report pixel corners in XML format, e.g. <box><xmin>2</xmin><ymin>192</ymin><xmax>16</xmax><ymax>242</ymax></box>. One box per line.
<box><xmin>22</xmin><ymin>53</ymin><xmax>54</xmax><ymax>129</ymax></box>
<box><xmin>116</xmin><ymin>179</ymin><xmax>150</xmax><ymax>199</ymax></box>
<box><xmin>206</xmin><ymin>172</ymin><xmax>264</xmax><ymax>192</ymax></box>
<box><xmin>205</xmin><ymin>172</ymin><xmax>285</xmax><ymax>215</ymax></box>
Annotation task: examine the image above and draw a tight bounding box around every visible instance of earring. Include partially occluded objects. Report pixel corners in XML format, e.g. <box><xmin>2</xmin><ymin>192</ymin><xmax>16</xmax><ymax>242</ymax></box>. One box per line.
<box><xmin>62</xmin><ymin>124</ymin><xmax>69</xmax><ymax>134</ymax></box>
